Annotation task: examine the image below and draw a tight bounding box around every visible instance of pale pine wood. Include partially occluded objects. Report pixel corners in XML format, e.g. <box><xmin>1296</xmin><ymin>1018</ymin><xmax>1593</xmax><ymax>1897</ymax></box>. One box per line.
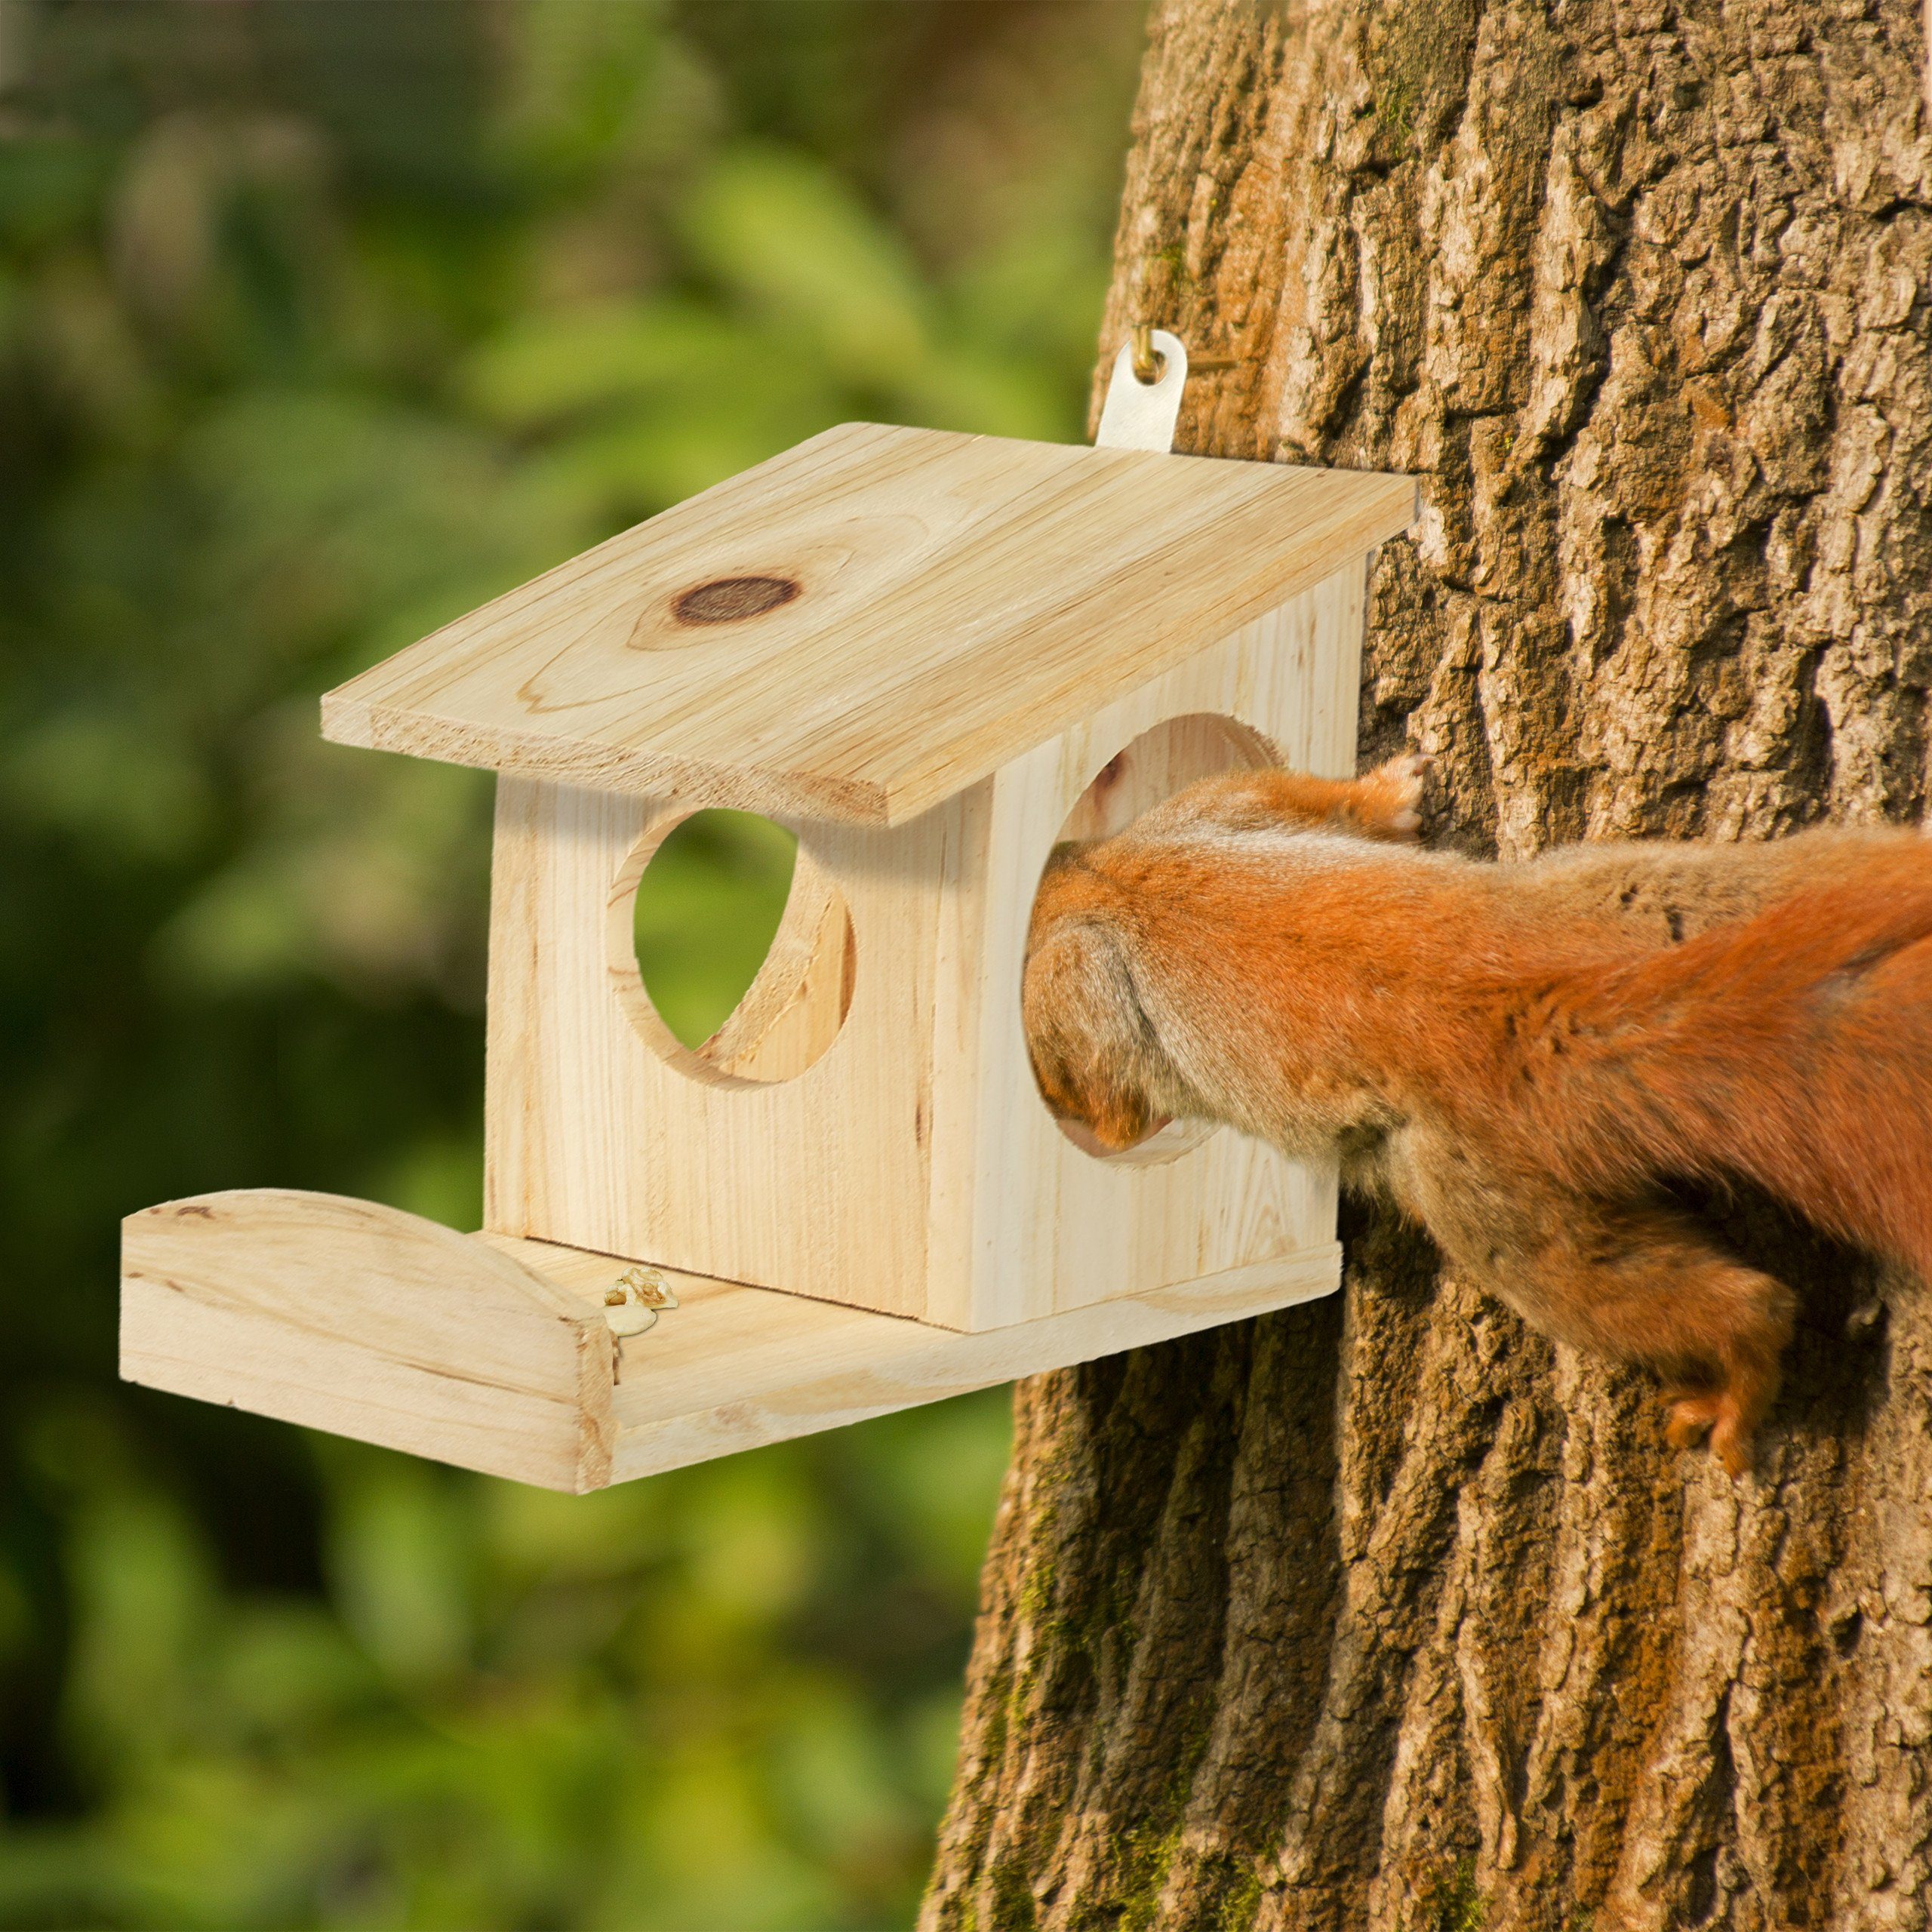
<box><xmin>923</xmin><ymin>559</ymin><xmax>1365</xmax><ymax>1328</ymax></box>
<box><xmin>321</xmin><ymin>423</ymin><xmax>1414</xmax><ymax>826</ymax></box>
<box><xmin>120</xmin><ymin>1191</ymin><xmax>617</xmax><ymax>1492</ymax></box>
<box><xmin>498</xmin><ymin>1234</ymin><xmax>1341</xmax><ymax>1485</ymax></box>
<box><xmin>122</xmin><ymin>1187</ymin><xmax>1340</xmax><ymax>1491</ymax></box>
<box><xmin>482</xmin><ymin>561</ymin><xmax>1363</xmax><ymax>1331</ymax></box>
<box><xmin>697</xmin><ymin>854</ymin><xmax>852</xmax><ymax>1083</ymax></box>
<box><xmin>483</xmin><ymin>775</ymin><xmax>955</xmax><ymax>1318</ymax></box>
<box><xmin>128</xmin><ymin>420</ymin><xmax>1398</xmax><ymax>1474</ymax></box>
<box><xmin>1054</xmin><ymin>712</ymin><xmax>1276</xmax><ymax>843</ymax></box>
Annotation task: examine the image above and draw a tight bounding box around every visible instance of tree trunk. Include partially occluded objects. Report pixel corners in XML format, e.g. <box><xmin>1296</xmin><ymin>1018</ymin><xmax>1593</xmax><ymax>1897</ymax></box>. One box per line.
<box><xmin>923</xmin><ymin>2</ymin><xmax>1932</xmax><ymax>1927</ymax></box>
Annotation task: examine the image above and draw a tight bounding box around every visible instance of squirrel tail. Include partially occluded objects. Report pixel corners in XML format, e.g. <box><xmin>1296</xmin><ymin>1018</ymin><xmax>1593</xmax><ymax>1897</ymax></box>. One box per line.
<box><xmin>1546</xmin><ymin>850</ymin><xmax>1932</xmax><ymax>1279</ymax></box>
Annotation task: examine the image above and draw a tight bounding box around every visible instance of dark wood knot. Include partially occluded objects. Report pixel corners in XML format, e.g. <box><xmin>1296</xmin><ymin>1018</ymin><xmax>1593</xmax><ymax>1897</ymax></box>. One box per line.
<box><xmin>671</xmin><ymin>575</ymin><xmax>801</xmax><ymax>626</ymax></box>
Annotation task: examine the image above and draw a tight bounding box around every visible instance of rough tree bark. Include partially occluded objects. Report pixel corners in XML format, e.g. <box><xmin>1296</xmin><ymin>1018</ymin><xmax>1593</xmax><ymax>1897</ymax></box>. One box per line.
<box><xmin>924</xmin><ymin>2</ymin><xmax>1932</xmax><ymax>1927</ymax></box>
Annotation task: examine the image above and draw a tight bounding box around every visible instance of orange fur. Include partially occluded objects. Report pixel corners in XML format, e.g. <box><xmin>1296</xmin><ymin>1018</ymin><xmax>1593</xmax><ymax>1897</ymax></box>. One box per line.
<box><xmin>1023</xmin><ymin>755</ymin><xmax>1932</xmax><ymax>1477</ymax></box>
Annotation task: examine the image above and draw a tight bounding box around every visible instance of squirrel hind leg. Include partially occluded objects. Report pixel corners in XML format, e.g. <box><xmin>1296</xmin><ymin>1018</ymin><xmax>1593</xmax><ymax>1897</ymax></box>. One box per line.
<box><xmin>1676</xmin><ymin>1258</ymin><xmax>1795</xmax><ymax>1478</ymax></box>
<box><xmin>1517</xmin><ymin>1204</ymin><xmax>1796</xmax><ymax>1481</ymax></box>
<box><xmin>1641</xmin><ymin>1265</ymin><xmax>1792</xmax><ymax>1480</ymax></box>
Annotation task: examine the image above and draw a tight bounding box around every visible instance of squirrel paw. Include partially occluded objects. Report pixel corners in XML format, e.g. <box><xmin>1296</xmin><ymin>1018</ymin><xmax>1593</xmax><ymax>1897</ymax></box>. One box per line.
<box><xmin>1361</xmin><ymin>751</ymin><xmax>1431</xmax><ymax>841</ymax></box>
<box><xmin>1664</xmin><ymin>1390</ymin><xmax>1755</xmax><ymax>1479</ymax></box>
<box><xmin>1663</xmin><ymin>1392</ymin><xmax>1718</xmax><ymax>1451</ymax></box>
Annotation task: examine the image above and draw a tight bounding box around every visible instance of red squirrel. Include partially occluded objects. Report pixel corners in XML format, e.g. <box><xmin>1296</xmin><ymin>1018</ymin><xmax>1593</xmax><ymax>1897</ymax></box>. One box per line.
<box><xmin>1023</xmin><ymin>755</ymin><xmax>1932</xmax><ymax>1477</ymax></box>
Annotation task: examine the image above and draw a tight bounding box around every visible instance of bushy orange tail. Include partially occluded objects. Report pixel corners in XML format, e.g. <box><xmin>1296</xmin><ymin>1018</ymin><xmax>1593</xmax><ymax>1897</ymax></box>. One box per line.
<box><xmin>1540</xmin><ymin>855</ymin><xmax>1932</xmax><ymax>1279</ymax></box>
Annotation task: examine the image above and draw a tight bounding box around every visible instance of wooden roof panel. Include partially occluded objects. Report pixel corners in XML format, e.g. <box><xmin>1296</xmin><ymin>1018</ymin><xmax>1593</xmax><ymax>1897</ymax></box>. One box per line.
<box><xmin>321</xmin><ymin>422</ymin><xmax>1414</xmax><ymax>824</ymax></box>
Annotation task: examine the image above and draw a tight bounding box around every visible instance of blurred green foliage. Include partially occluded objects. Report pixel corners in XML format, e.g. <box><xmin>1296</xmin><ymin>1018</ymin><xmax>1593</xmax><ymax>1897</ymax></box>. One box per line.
<box><xmin>0</xmin><ymin>2</ymin><xmax>1141</xmax><ymax>1924</ymax></box>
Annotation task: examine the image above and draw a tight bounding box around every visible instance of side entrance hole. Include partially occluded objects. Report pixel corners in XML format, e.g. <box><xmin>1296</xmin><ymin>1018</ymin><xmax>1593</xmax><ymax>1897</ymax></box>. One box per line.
<box><xmin>1035</xmin><ymin>713</ymin><xmax>1278</xmax><ymax>1164</ymax></box>
<box><xmin>627</xmin><ymin>809</ymin><xmax>854</xmax><ymax>1087</ymax></box>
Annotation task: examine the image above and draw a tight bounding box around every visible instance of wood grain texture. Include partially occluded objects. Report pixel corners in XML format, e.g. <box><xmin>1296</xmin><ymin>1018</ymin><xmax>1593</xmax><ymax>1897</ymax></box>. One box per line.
<box><xmin>482</xmin><ymin>774</ymin><xmax>955</xmax><ymax>1320</ymax></box>
<box><xmin>925</xmin><ymin>561</ymin><xmax>1365</xmax><ymax>1330</ymax></box>
<box><xmin>119</xmin><ymin>1190</ymin><xmax>616</xmax><ymax>1493</ymax></box>
<box><xmin>481</xmin><ymin>562</ymin><xmax>1362</xmax><ymax>1331</ymax></box>
<box><xmin>117</xmin><ymin>1189</ymin><xmax>1340</xmax><ymax>1492</ymax></box>
<box><xmin>698</xmin><ymin>858</ymin><xmax>853</xmax><ymax>1084</ymax></box>
<box><xmin>320</xmin><ymin>422</ymin><xmax>1412</xmax><ymax>826</ymax></box>
<box><xmin>484</xmin><ymin>1233</ymin><xmax>1340</xmax><ymax>1484</ymax></box>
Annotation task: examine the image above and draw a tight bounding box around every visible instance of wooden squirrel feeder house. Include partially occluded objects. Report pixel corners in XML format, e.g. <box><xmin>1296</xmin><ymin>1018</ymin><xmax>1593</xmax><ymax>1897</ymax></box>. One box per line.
<box><xmin>121</xmin><ymin>339</ymin><xmax>1416</xmax><ymax>1492</ymax></box>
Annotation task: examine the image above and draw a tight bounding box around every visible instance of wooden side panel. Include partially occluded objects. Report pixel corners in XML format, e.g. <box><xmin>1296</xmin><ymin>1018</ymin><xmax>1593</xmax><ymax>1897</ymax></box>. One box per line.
<box><xmin>120</xmin><ymin>1191</ymin><xmax>614</xmax><ymax>1492</ymax></box>
<box><xmin>484</xmin><ymin>779</ymin><xmax>954</xmax><ymax>1318</ymax></box>
<box><xmin>925</xmin><ymin>559</ymin><xmax>1365</xmax><ymax>1331</ymax></box>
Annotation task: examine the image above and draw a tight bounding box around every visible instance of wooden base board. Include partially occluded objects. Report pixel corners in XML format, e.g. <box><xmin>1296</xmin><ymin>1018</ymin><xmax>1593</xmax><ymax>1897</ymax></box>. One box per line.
<box><xmin>121</xmin><ymin>1189</ymin><xmax>1342</xmax><ymax>1492</ymax></box>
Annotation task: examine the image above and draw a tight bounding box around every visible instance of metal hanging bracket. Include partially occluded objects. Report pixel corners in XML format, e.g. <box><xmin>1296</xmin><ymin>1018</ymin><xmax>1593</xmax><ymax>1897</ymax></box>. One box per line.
<box><xmin>1095</xmin><ymin>325</ymin><xmax>1239</xmax><ymax>454</ymax></box>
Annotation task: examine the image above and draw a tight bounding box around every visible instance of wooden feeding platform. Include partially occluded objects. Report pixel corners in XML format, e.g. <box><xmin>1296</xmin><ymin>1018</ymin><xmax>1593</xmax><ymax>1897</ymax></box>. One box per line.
<box><xmin>121</xmin><ymin>1192</ymin><xmax>1345</xmax><ymax>1493</ymax></box>
<box><xmin>122</xmin><ymin>401</ymin><xmax>1415</xmax><ymax>1492</ymax></box>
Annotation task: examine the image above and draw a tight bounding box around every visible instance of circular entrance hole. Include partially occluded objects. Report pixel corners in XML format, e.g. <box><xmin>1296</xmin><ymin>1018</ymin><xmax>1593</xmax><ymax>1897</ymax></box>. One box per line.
<box><xmin>1032</xmin><ymin>713</ymin><xmax>1278</xmax><ymax>1164</ymax></box>
<box><xmin>625</xmin><ymin>809</ymin><xmax>854</xmax><ymax>1086</ymax></box>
